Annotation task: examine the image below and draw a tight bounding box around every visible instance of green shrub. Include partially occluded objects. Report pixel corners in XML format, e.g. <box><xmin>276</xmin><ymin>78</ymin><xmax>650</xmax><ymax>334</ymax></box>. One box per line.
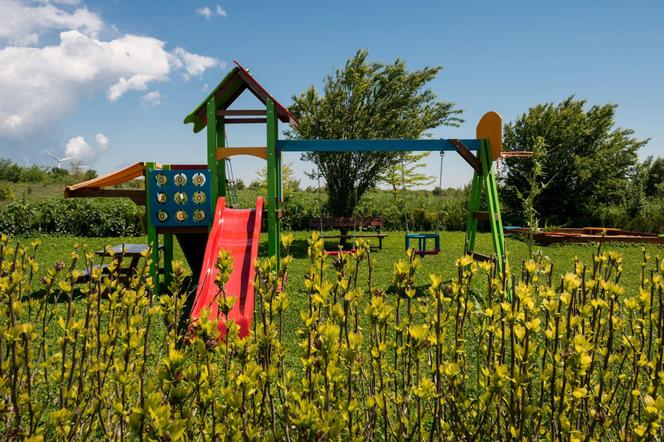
<box><xmin>1</xmin><ymin>235</ymin><xmax>663</xmax><ymax>439</ymax></box>
<box><xmin>0</xmin><ymin>183</ymin><xmax>15</xmax><ymax>201</ymax></box>
<box><xmin>238</xmin><ymin>187</ymin><xmax>472</xmax><ymax>231</ymax></box>
<box><xmin>625</xmin><ymin>197</ymin><xmax>664</xmax><ymax>233</ymax></box>
<box><xmin>0</xmin><ymin>198</ymin><xmax>144</xmax><ymax>236</ymax></box>
<box><xmin>0</xmin><ymin>187</ymin><xmax>480</xmax><ymax>237</ymax></box>
<box><xmin>0</xmin><ymin>158</ymin><xmax>23</xmax><ymax>182</ymax></box>
<box><xmin>83</xmin><ymin>168</ymin><xmax>98</xmax><ymax>180</ymax></box>
<box><xmin>20</xmin><ymin>165</ymin><xmax>48</xmax><ymax>182</ymax></box>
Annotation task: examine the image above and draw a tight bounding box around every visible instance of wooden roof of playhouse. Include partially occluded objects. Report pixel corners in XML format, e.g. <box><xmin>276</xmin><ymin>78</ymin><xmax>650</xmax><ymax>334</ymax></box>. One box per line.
<box><xmin>184</xmin><ymin>60</ymin><xmax>299</xmax><ymax>133</ymax></box>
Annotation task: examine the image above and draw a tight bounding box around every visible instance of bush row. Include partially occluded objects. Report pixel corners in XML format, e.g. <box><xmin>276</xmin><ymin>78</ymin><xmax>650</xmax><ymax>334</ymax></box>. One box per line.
<box><xmin>2</xmin><ymin>180</ymin><xmax>661</xmax><ymax>237</ymax></box>
<box><xmin>0</xmin><ymin>187</ymin><xmax>474</xmax><ymax>237</ymax></box>
<box><xmin>238</xmin><ymin>187</ymin><xmax>472</xmax><ymax>231</ymax></box>
<box><xmin>2</xmin><ymin>236</ymin><xmax>663</xmax><ymax>439</ymax></box>
<box><xmin>0</xmin><ymin>198</ymin><xmax>144</xmax><ymax>236</ymax></box>
<box><xmin>593</xmin><ymin>198</ymin><xmax>664</xmax><ymax>233</ymax></box>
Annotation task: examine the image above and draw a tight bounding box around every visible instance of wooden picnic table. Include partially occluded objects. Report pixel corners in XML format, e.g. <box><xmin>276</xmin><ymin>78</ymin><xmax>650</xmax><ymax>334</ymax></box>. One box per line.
<box><xmin>309</xmin><ymin>217</ymin><xmax>387</xmax><ymax>250</ymax></box>
<box><xmin>319</xmin><ymin>233</ymin><xmax>388</xmax><ymax>250</ymax></box>
<box><xmin>77</xmin><ymin>243</ymin><xmax>161</xmax><ymax>283</ymax></box>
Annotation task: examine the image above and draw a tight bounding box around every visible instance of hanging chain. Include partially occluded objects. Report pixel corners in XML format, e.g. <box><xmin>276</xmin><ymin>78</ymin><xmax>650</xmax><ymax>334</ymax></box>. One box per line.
<box><xmin>352</xmin><ymin>177</ymin><xmax>358</xmax><ymax>244</ymax></box>
<box><xmin>435</xmin><ymin>151</ymin><xmax>445</xmax><ymax>233</ymax></box>
<box><xmin>223</xmin><ymin>133</ymin><xmax>239</xmax><ymax>207</ymax></box>
<box><xmin>317</xmin><ymin>169</ymin><xmax>324</xmax><ymax>232</ymax></box>
<box><xmin>401</xmin><ymin>158</ymin><xmax>409</xmax><ymax>233</ymax></box>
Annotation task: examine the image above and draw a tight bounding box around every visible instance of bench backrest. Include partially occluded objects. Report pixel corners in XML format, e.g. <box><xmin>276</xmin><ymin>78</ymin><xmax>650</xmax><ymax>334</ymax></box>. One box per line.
<box><xmin>309</xmin><ymin>216</ymin><xmax>383</xmax><ymax>230</ymax></box>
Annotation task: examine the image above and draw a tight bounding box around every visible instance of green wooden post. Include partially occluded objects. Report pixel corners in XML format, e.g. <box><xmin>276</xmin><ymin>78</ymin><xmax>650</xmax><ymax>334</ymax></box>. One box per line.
<box><xmin>480</xmin><ymin>143</ymin><xmax>506</xmax><ymax>275</ymax></box>
<box><xmin>216</xmin><ymin>117</ymin><xmax>228</xmax><ymax>201</ymax></box>
<box><xmin>206</xmin><ymin>97</ymin><xmax>226</xmax><ymax>204</ymax></box>
<box><xmin>162</xmin><ymin>164</ymin><xmax>173</xmax><ymax>289</ymax></box>
<box><xmin>207</xmin><ymin>97</ymin><xmax>227</xmax><ymax>205</ymax></box>
<box><xmin>207</xmin><ymin>98</ymin><xmax>220</xmax><ymax>204</ymax></box>
<box><xmin>276</xmin><ymin>150</ymin><xmax>283</xmax><ymax>203</ymax></box>
<box><xmin>163</xmin><ymin>234</ymin><xmax>173</xmax><ymax>288</ymax></box>
<box><xmin>464</xmin><ymin>172</ymin><xmax>482</xmax><ymax>255</ymax></box>
<box><xmin>145</xmin><ymin>162</ymin><xmax>160</xmax><ymax>291</ymax></box>
<box><xmin>266</xmin><ymin>98</ymin><xmax>280</xmax><ymax>267</ymax></box>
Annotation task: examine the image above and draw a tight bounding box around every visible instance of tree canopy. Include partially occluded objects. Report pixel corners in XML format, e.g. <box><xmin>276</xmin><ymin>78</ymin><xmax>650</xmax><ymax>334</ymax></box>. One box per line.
<box><xmin>253</xmin><ymin>163</ymin><xmax>300</xmax><ymax>193</ymax></box>
<box><xmin>379</xmin><ymin>151</ymin><xmax>436</xmax><ymax>195</ymax></box>
<box><xmin>501</xmin><ymin>97</ymin><xmax>647</xmax><ymax>226</ymax></box>
<box><xmin>288</xmin><ymin>50</ymin><xmax>462</xmax><ymax>217</ymax></box>
<box><xmin>644</xmin><ymin>157</ymin><xmax>664</xmax><ymax>197</ymax></box>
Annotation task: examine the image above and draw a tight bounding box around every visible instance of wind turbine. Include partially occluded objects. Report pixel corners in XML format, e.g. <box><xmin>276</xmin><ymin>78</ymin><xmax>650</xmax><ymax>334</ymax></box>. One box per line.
<box><xmin>43</xmin><ymin>150</ymin><xmax>72</xmax><ymax>169</ymax></box>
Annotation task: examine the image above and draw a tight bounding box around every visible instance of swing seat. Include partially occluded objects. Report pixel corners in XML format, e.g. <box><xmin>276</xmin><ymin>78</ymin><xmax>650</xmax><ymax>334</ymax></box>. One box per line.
<box><xmin>405</xmin><ymin>233</ymin><xmax>441</xmax><ymax>257</ymax></box>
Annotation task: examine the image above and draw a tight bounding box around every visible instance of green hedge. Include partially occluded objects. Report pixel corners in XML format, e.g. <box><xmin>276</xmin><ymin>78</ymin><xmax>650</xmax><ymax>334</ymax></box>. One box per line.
<box><xmin>237</xmin><ymin>188</ymin><xmax>471</xmax><ymax>231</ymax></box>
<box><xmin>593</xmin><ymin>198</ymin><xmax>664</xmax><ymax>233</ymax></box>
<box><xmin>0</xmin><ymin>188</ymin><xmax>473</xmax><ymax>237</ymax></box>
<box><xmin>0</xmin><ymin>198</ymin><xmax>144</xmax><ymax>236</ymax></box>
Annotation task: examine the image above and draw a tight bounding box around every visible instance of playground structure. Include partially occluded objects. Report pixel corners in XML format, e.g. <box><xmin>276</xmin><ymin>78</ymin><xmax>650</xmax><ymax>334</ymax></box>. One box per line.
<box><xmin>65</xmin><ymin>61</ymin><xmax>508</xmax><ymax>335</ymax></box>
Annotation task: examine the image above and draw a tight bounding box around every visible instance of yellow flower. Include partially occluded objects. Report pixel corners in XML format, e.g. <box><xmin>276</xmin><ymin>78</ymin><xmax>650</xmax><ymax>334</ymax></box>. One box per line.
<box><xmin>526</xmin><ymin>318</ymin><xmax>541</xmax><ymax>331</ymax></box>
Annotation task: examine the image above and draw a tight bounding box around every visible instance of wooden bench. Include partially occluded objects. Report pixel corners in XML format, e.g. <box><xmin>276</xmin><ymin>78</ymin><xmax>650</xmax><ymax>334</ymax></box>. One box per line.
<box><xmin>309</xmin><ymin>217</ymin><xmax>387</xmax><ymax>250</ymax></box>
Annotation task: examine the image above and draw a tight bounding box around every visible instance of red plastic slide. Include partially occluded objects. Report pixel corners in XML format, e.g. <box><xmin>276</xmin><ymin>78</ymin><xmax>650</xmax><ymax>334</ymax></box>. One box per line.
<box><xmin>190</xmin><ymin>197</ymin><xmax>263</xmax><ymax>338</ymax></box>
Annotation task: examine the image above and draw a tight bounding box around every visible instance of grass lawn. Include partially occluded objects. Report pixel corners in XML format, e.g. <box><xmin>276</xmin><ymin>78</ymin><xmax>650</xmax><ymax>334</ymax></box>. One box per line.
<box><xmin>23</xmin><ymin>230</ymin><xmax>663</xmax><ymax>290</ymax></box>
<box><xmin>5</xmin><ymin>229</ymin><xmax>664</xmax><ymax>440</ymax></box>
<box><xmin>16</xmin><ymin>230</ymin><xmax>664</xmax><ymax>368</ymax></box>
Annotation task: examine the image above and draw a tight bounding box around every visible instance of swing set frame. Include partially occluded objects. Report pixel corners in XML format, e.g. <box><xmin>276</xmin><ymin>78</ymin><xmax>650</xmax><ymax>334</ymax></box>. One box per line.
<box><xmin>279</xmin><ymin>111</ymin><xmax>507</xmax><ymax>274</ymax></box>
<box><xmin>183</xmin><ymin>61</ymin><xmax>507</xmax><ymax>275</ymax></box>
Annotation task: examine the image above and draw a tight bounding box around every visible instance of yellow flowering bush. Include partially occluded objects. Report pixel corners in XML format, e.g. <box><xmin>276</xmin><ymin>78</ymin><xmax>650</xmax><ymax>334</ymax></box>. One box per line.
<box><xmin>1</xmin><ymin>232</ymin><xmax>663</xmax><ymax>440</ymax></box>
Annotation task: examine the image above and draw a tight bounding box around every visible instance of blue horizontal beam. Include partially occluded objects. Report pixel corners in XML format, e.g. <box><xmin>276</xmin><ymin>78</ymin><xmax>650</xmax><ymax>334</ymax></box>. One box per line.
<box><xmin>276</xmin><ymin>138</ymin><xmax>482</xmax><ymax>153</ymax></box>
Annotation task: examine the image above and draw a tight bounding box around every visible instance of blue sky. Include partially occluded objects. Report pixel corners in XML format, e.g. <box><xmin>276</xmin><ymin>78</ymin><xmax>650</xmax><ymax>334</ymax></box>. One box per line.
<box><xmin>0</xmin><ymin>0</ymin><xmax>662</xmax><ymax>188</ymax></box>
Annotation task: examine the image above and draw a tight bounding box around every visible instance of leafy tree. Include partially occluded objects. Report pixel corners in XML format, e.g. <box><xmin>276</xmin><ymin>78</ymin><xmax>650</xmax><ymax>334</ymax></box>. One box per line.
<box><xmin>21</xmin><ymin>165</ymin><xmax>48</xmax><ymax>182</ymax></box>
<box><xmin>234</xmin><ymin>178</ymin><xmax>246</xmax><ymax>190</ymax></box>
<box><xmin>255</xmin><ymin>163</ymin><xmax>300</xmax><ymax>193</ymax></box>
<box><xmin>48</xmin><ymin>166</ymin><xmax>70</xmax><ymax>179</ymax></box>
<box><xmin>288</xmin><ymin>50</ymin><xmax>462</xmax><ymax>218</ymax></box>
<box><xmin>0</xmin><ymin>158</ymin><xmax>22</xmax><ymax>182</ymax></box>
<box><xmin>83</xmin><ymin>168</ymin><xmax>98</xmax><ymax>180</ymax></box>
<box><xmin>379</xmin><ymin>151</ymin><xmax>436</xmax><ymax>195</ymax></box>
<box><xmin>644</xmin><ymin>157</ymin><xmax>664</xmax><ymax>197</ymax></box>
<box><xmin>0</xmin><ymin>183</ymin><xmax>15</xmax><ymax>201</ymax></box>
<box><xmin>502</xmin><ymin>97</ymin><xmax>647</xmax><ymax>226</ymax></box>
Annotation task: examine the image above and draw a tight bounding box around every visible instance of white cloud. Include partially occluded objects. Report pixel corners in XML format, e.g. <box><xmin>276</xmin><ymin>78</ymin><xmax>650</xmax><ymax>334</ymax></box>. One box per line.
<box><xmin>171</xmin><ymin>47</ymin><xmax>222</xmax><ymax>79</ymax></box>
<box><xmin>197</xmin><ymin>4</ymin><xmax>226</xmax><ymax>19</ymax></box>
<box><xmin>38</xmin><ymin>0</ymin><xmax>82</xmax><ymax>4</ymax></box>
<box><xmin>94</xmin><ymin>133</ymin><xmax>108</xmax><ymax>151</ymax></box>
<box><xmin>196</xmin><ymin>6</ymin><xmax>212</xmax><ymax>19</ymax></box>
<box><xmin>0</xmin><ymin>29</ymin><xmax>219</xmax><ymax>138</ymax></box>
<box><xmin>141</xmin><ymin>91</ymin><xmax>161</xmax><ymax>107</ymax></box>
<box><xmin>0</xmin><ymin>0</ymin><xmax>102</xmax><ymax>45</ymax></box>
<box><xmin>0</xmin><ymin>0</ymin><xmax>220</xmax><ymax>152</ymax></box>
<box><xmin>64</xmin><ymin>132</ymin><xmax>108</xmax><ymax>163</ymax></box>
<box><xmin>108</xmin><ymin>74</ymin><xmax>154</xmax><ymax>102</ymax></box>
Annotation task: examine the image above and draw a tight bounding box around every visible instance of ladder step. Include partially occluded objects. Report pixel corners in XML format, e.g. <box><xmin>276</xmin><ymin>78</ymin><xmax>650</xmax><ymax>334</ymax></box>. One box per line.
<box><xmin>470</xmin><ymin>251</ymin><xmax>495</xmax><ymax>262</ymax></box>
